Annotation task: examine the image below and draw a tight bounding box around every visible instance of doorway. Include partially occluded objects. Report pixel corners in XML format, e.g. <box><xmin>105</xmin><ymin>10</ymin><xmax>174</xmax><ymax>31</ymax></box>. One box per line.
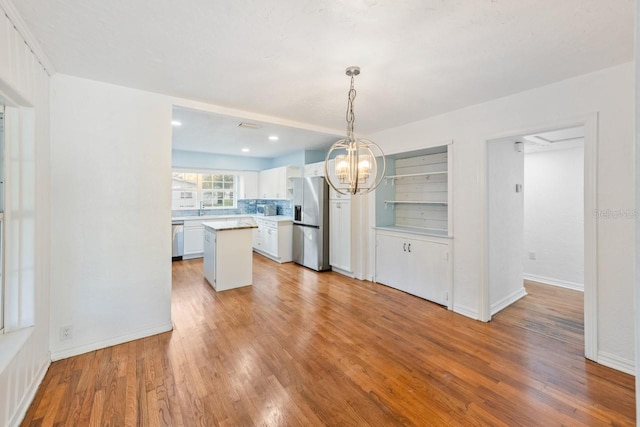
<box><xmin>484</xmin><ymin>115</ymin><xmax>597</xmax><ymax>361</ymax></box>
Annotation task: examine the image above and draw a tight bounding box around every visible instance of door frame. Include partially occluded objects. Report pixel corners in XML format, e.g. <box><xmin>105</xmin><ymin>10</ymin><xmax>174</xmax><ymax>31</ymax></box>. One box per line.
<box><xmin>481</xmin><ymin>113</ymin><xmax>598</xmax><ymax>361</ymax></box>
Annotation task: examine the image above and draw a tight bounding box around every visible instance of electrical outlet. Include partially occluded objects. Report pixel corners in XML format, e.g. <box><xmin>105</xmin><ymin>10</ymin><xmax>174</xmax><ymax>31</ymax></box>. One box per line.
<box><xmin>60</xmin><ymin>325</ymin><xmax>73</xmax><ymax>341</ymax></box>
<box><xmin>528</xmin><ymin>251</ymin><xmax>536</xmax><ymax>260</ymax></box>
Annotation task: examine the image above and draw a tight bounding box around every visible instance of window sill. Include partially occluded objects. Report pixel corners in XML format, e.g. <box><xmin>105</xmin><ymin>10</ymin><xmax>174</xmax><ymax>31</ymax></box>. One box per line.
<box><xmin>0</xmin><ymin>327</ymin><xmax>34</xmax><ymax>374</ymax></box>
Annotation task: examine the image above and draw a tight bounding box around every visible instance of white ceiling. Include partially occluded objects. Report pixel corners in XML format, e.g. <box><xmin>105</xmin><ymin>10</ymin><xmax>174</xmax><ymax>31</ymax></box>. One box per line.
<box><xmin>172</xmin><ymin>106</ymin><xmax>340</xmax><ymax>157</ymax></box>
<box><xmin>12</xmin><ymin>0</ymin><xmax>634</xmax><ymax>150</ymax></box>
<box><xmin>523</xmin><ymin>126</ymin><xmax>585</xmax><ymax>153</ymax></box>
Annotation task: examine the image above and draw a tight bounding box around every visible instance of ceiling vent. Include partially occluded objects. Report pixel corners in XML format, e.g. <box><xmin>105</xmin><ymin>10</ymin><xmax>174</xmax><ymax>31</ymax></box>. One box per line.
<box><xmin>238</xmin><ymin>122</ymin><xmax>261</xmax><ymax>129</ymax></box>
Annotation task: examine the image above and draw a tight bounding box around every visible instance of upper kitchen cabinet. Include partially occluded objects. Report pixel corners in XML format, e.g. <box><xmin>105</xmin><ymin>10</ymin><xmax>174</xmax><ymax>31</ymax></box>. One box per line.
<box><xmin>258</xmin><ymin>165</ymin><xmax>301</xmax><ymax>199</ymax></box>
<box><xmin>304</xmin><ymin>161</ymin><xmax>325</xmax><ymax>177</ymax></box>
<box><xmin>238</xmin><ymin>171</ymin><xmax>258</xmax><ymax>199</ymax></box>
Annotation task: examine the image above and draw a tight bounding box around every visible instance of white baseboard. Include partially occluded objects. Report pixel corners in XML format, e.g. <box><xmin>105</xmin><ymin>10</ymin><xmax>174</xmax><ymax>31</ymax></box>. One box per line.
<box><xmin>9</xmin><ymin>356</ymin><xmax>50</xmax><ymax>427</ymax></box>
<box><xmin>453</xmin><ymin>303</ymin><xmax>479</xmax><ymax>320</ymax></box>
<box><xmin>331</xmin><ymin>266</ymin><xmax>355</xmax><ymax>278</ymax></box>
<box><xmin>491</xmin><ymin>287</ymin><xmax>528</xmax><ymax>316</ymax></box>
<box><xmin>597</xmin><ymin>351</ymin><xmax>635</xmax><ymax>376</ymax></box>
<box><xmin>523</xmin><ymin>273</ymin><xmax>584</xmax><ymax>291</ymax></box>
<box><xmin>50</xmin><ymin>322</ymin><xmax>173</xmax><ymax>361</ymax></box>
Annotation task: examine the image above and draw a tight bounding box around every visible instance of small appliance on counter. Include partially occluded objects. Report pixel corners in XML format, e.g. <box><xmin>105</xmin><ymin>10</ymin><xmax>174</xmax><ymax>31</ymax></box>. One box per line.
<box><xmin>256</xmin><ymin>204</ymin><xmax>277</xmax><ymax>216</ymax></box>
<box><xmin>291</xmin><ymin>177</ymin><xmax>330</xmax><ymax>271</ymax></box>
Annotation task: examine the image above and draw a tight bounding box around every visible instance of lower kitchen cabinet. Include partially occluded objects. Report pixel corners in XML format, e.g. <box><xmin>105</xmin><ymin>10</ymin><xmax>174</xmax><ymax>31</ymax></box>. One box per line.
<box><xmin>183</xmin><ymin>220</ymin><xmax>204</xmax><ymax>258</ymax></box>
<box><xmin>375</xmin><ymin>229</ymin><xmax>451</xmax><ymax>307</ymax></box>
<box><xmin>253</xmin><ymin>218</ymin><xmax>293</xmax><ymax>263</ymax></box>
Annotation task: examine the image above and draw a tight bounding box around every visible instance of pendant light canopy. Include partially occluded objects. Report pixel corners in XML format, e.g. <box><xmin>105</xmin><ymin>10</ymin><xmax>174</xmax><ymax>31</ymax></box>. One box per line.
<box><xmin>324</xmin><ymin>66</ymin><xmax>386</xmax><ymax>195</ymax></box>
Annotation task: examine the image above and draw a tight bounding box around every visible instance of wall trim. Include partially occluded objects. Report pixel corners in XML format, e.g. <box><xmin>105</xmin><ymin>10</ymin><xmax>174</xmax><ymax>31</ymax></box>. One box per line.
<box><xmin>597</xmin><ymin>351</ymin><xmax>635</xmax><ymax>376</ymax></box>
<box><xmin>0</xmin><ymin>0</ymin><xmax>56</xmax><ymax>75</ymax></box>
<box><xmin>50</xmin><ymin>322</ymin><xmax>173</xmax><ymax>361</ymax></box>
<box><xmin>453</xmin><ymin>303</ymin><xmax>479</xmax><ymax>320</ymax></box>
<box><xmin>8</xmin><ymin>356</ymin><xmax>50</xmax><ymax>427</ymax></box>
<box><xmin>490</xmin><ymin>287</ymin><xmax>527</xmax><ymax>316</ymax></box>
<box><xmin>523</xmin><ymin>274</ymin><xmax>584</xmax><ymax>292</ymax></box>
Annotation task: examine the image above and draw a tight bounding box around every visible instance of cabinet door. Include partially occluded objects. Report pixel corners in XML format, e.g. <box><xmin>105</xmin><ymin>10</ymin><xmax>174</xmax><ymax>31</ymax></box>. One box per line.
<box><xmin>258</xmin><ymin>169</ymin><xmax>274</xmax><ymax>199</ymax></box>
<box><xmin>203</xmin><ymin>229</ymin><xmax>215</xmax><ymax>286</ymax></box>
<box><xmin>184</xmin><ymin>226</ymin><xmax>204</xmax><ymax>255</ymax></box>
<box><xmin>304</xmin><ymin>161</ymin><xmax>325</xmax><ymax>177</ymax></box>
<box><xmin>330</xmin><ymin>200</ymin><xmax>351</xmax><ymax>271</ymax></box>
<box><xmin>264</xmin><ymin>227</ymin><xmax>278</xmax><ymax>256</ymax></box>
<box><xmin>239</xmin><ymin>171</ymin><xmax>258</xmax><ymax>199</ymax></box>
<box><xmin>375</xmin><ymin>233</ymin><xmax>407</xmax><ymax>291</ymax></box>
<box><xmin>253</xmin><ymin>225</ymin><xmax>264</xmax><ymax>250</ymax></box>
<box><xmin>408</xmin><ymin>240</ymin><xmax>449</xmax><ymax>305</ymax></box>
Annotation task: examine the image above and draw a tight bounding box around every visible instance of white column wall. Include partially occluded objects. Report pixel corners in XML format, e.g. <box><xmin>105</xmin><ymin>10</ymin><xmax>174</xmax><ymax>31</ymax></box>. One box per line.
<box><xmin>370</xmin><ymin>62</ymin><xmax>635</xmax><ymax>369</ymax></box>
<box><xmin>487</xmin><ymin>139</ymin><xmax>526</xmax><ymax>314</ymax></box>
<box><xmin>49</xmin><ymin>75</ymin><xmax>173</xmax><ymax>360</ymax></box>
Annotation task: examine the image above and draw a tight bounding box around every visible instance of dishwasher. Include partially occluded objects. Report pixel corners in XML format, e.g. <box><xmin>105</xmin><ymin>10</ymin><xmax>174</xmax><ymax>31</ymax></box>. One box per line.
<box><xmin>172</xmin><ymin>220</ymin><xmax>184</xmax><ymax>261</ymax></box>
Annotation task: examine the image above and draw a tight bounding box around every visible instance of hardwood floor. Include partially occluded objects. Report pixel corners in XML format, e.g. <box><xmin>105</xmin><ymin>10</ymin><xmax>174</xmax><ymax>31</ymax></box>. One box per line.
<box><xmin>22</xmin><ymin>257</ymin><xmax>635</xmax><ymax>426</ymax></box>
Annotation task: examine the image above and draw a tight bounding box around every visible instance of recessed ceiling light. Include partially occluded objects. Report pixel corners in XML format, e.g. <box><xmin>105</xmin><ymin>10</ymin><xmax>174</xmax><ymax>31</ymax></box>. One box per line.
<box><xmin>269</xmin><ymin>135</ymin><xmax>279</xmax><ymax>141</ymax></box>
<box><xmin>241</xmin><ymin>148</ymin><xmax>250</xmax><ymax>152</ymax></box>
<box><xmin>171</xmin><ymin>120</ymin><xmax>182</xmax><ymax>126</ymax></box>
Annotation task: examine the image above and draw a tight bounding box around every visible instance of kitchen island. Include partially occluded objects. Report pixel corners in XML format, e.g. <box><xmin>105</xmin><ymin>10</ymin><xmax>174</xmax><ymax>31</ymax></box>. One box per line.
<box><xmin>202</xmin><ymin>220</ymin><xmax>258</xmax><ymax>292</ymax></box>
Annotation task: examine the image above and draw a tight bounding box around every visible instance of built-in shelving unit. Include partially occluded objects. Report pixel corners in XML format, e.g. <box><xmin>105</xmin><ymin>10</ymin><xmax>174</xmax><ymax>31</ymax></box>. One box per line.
<box><xmin>375</xmin><ymin>143</ymin><xmax>452</xmax><ymax>236</ymax></box>
<box><xmin>384</xmin><ymin>200</ymin><xmax>448</xmax><ymax>206</ymax></box>
<box><xmin>384</xmin><ymin>171</ymin><xmax>447</xmax><ymax>181</ymax></box>
<box><xmin>373</xmin><ymin>142</ymin><xmax>454</xmax><ymax>309</ymax></box>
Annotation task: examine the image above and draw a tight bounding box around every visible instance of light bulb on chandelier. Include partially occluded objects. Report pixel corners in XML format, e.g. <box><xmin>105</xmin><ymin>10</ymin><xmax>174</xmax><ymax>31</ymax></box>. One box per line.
<box><xmin>324</xmin><ymin>66</ymin><xmax>386</xmax><ymax>195</ymax></box>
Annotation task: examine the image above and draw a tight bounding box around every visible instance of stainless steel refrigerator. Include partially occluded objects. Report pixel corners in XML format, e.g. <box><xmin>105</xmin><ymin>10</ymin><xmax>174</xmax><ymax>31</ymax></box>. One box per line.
<box><xmin>292</xmin><ymin>177</ymin><xmax>330</xmax><ymax>271</ymax></box>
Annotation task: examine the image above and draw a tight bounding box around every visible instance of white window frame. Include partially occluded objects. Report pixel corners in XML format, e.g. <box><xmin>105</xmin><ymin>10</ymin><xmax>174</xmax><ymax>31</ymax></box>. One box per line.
<box><xmin>172</xmin><ymin>169</ymin><xmax>239</xmax><ymax>210</ymax></box>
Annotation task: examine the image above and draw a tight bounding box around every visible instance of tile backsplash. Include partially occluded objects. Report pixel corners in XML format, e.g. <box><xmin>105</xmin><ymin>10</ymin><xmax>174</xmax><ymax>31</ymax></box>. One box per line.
<box><xmin>173</xmin><ymin>199</ymin><xmax>292</xmax><ymax>218</ymax></box>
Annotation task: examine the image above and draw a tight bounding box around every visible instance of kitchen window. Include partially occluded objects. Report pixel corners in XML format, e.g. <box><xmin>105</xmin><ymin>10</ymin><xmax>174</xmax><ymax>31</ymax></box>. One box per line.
<box><xmin>172</xmin><ymin>171</ymin><xmax>237</xmax><ymax>210</ymax></box>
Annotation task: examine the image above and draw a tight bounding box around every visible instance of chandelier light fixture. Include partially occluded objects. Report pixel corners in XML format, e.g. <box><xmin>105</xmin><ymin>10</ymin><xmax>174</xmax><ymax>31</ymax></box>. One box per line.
<box><xmin>324</xmin><ymin>66</ymin><xmax>386</xmax><ymax>195</ymax></box>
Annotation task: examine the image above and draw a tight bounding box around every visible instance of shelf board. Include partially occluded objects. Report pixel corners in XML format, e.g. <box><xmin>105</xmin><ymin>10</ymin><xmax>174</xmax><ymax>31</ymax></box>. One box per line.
<box><xmin>384</xmin><ymin>200</ymin><xmax>448</xmax><ymax>206</ymax></box>
<box><xmin>385</xmin><ymin>171</ymin><xmax>447</xmax><ymax>180</ymax></box>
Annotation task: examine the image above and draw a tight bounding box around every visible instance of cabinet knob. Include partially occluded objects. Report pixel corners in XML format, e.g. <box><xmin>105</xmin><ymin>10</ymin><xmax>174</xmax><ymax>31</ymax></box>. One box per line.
<box><xmin>403</xmin><ymin>243</ymin><xmax>406</xmax><ymax>252</ymax></box>
<box><xmin>407</xmin><ymin>243</ymin><xmax>411</xmax><ymax>253</ymax></box>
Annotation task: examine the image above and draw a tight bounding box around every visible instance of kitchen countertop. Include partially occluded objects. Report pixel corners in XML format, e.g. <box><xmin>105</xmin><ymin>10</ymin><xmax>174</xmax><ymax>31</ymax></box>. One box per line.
<box><xmin>173</xmin><ymin>214</ymin><xmax>293</xmax><ymax>223</ymax></box>
<box><xmin>373</xmin><ymin>225</ymin><xmax>452</xmax><ymax>239</ymax></box>
<box><xmin>202</xmin><ymin>220</ymin><xmax>258</xmax><ymax>231</ymax></box>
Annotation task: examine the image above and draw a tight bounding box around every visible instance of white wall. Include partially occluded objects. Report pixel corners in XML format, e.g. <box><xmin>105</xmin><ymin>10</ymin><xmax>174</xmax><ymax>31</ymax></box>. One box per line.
<box><xmin>370</xmin><ymin>62</ymin><xmax>635</xmax><ymax>371</ymax></box>
<box><xmin>487</xmin><ymin>140</ymin><xmax>526</xmax><ymax>314</ymax></box>
<box><xmin>49</xmin><ymin>75</ymin><xmax>173</xmax><ymax>360</ymax></box>
<box><xmin>524</xmin><ymin>145</ymin><xmax>584</xmax><ymax>290</ymax></box>
<box><xmin>0</xmin><ymin>6</ymin><xmax>51</xmax><ymax>427</ymax></box>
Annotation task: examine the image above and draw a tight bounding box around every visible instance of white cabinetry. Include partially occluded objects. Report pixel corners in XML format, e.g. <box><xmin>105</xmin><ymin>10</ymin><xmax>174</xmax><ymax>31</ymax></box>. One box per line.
<box><xmin>304</xmin><ymin>161</ymin><xmax>325</xmax><ymax>177</ymax></box>
<box><xmin>183</xmin><ymin>220</ymin><xmax>204</xmax><ymax>258</ymax></box>
<box><xmin>258</xmin><ymin>166</ymin><xmax>301</xmax><ymax>199</ymax></box>
<box><xmin>252</xmin><ymin>218</ymin><xmax>293</xmax><ymax>263</ymax></box>
<box><xmin>203</xmin><ymin>227</ymin><xmax>215</xmax><ymax>282</ymax></box>
<box><xmin>329</xmin><ymin>199</ymin><xmax>352</xmax><ymax>273</ymax></box>
<box><xmin>238</xmin><ymin>171</ymin><xmax>259</xmax><ymax>199</ymax></box>
<box><xmin>375</xmin><ymin>229</ymin><xmax>451</xmax><ymax>307</ymax></box>
<box><xmin>203</xmin><ymin>224</ymin><xmax>254</xmax><ymax>291</ymax></box>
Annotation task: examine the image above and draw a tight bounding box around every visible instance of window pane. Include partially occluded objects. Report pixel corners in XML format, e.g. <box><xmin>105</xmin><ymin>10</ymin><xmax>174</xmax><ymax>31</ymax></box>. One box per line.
<box><xmin>213</xmin><ymin>182</ymin><xmax>223</xmax><ymax>189</ymax></box>
<box><xmin>202</xmin><ymin>182</ymin><xmax>212</xmax><ymax>189</ymax></box>
<box><xmin>223</xmin><ymin>175</ymin><xmax>234</xmax><ymax>182</ymax></box>
<box><xmin>223</xmin><ymin>182</ymin><xmax>233</xmax><ymax>190</ymax></box>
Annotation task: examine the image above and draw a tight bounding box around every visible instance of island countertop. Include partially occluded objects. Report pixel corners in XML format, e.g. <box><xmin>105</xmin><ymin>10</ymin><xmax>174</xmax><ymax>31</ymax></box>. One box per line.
<box><xmin>202</xmin><ymin>220</ymin><xmax>258</xmax><ymax>231</ymax></box>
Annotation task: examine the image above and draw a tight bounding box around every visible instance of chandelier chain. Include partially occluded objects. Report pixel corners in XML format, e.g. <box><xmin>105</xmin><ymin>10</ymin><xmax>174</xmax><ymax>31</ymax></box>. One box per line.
<box><xmin>345</xmin><ymin>75</ymin><xmax>356</xmax><ymax>138</ymax></box>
